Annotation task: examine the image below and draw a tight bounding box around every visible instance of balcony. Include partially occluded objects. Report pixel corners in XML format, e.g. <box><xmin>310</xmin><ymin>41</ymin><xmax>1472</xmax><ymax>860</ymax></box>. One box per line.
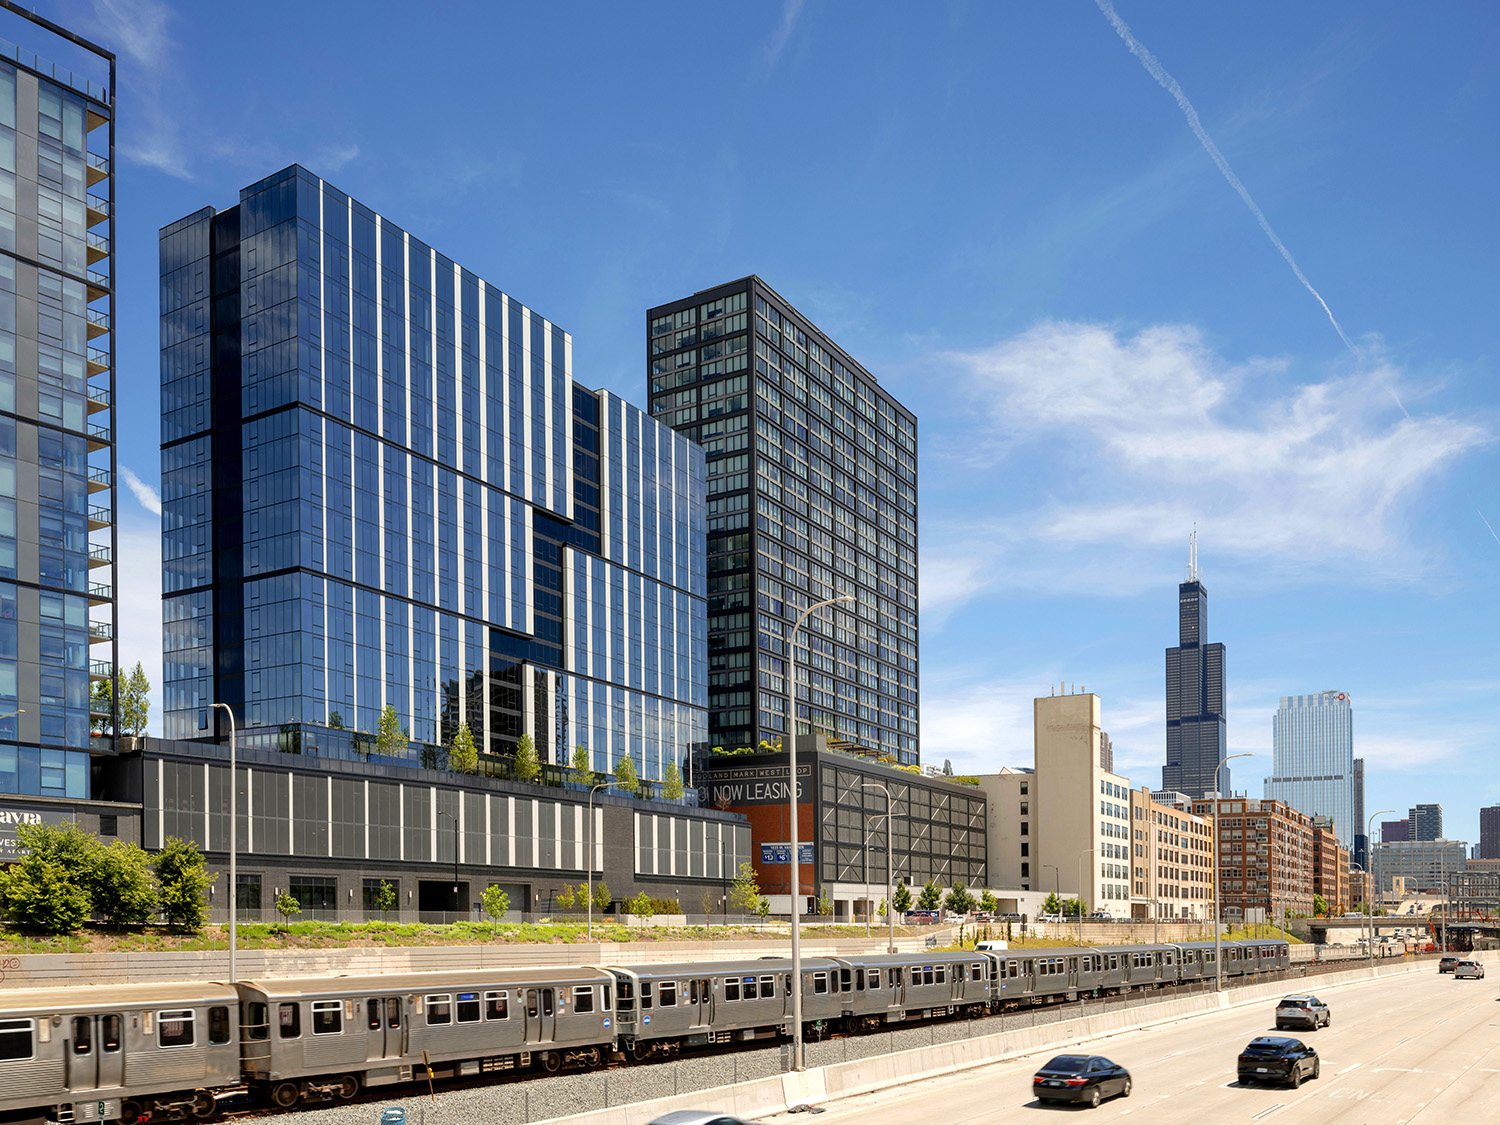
<box><xmin>87</xmin><ymin>307</ymin><xmax>109</xmax><ymax>339</ymax></box>
<box><xmin>86</xmin><ymin>383</ymin><xmax>110</xmax><ymax>414</ymax></box>
<box><xmin>86</xmin><ymin>193</ymin><xmax>110</xmax><ymax>228</ymax></box>
<box><xmin>88</xmin><ymin>581</ymin><xmax>111</xmax><ymax>606</ymax></box>
<box><xmin>89</xmin><ymin>659</ymin><xmax>111</xmax><ymax>681</ymax></box>
<box><xmin>86</xmin><ymin>152</ymin><xmax>109</xmax><ymax>187</ymax></box>
<box><xmin>87</xmin><ymin>423</ymin><xmax>110</xmax><ymax>452</ymax></box>
<box><xmin>88</xmin><ymin>620</ymin><xmax>112</xmax><ymax>642</ymax></box>
<box><xmin>87</xmin><ymin>269</ymin><xmax>109</xmax><ymax>302</ymax></box>
<box><xmin>86</xmin><ymin>230</ymin><xmax>109</xmax><ymax>265</ymax></box>
<box><xmin>87</xmin><ymin>346</ymin><xmax>109</xmax><ymax>377</ymax></box>
<box><xmin>88</xmin><ymin>468</ymin><xmax>111</xmax><ymax>494</ymax></box>
<box><xmin>88</xmin><ymin>694</ymin><xmax>110</xmax><ymax>716</ymax></box>
<box><xmin>88</xmin><ymin>543</ymin><xmax>111</xmax><ymax>568</ymax></box>
<box><xmin>87</xmin><ymin>504</ymin><xmax>109</xmax><ymax>530</ymax></box>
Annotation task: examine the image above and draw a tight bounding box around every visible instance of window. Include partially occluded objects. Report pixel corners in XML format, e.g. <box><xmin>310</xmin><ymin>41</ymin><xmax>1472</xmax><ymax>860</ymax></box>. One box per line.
<box><xmin>934</xmin><ymin>966</ymin><xmax>946</xmax><ymax>985</ymax></box>
<box><xmin>574</xmin><ymin>987</ymin><xmax>595</xmax><ymax>1014</ymax></box>
<box><xmin>724</xmin><ymin>977</ymin><xmax>740</xmax><ymax>1002</ymax></box>
<box><xmin>526</xmin><ymin>990</ymin><xmax>539</xmax><ymax>1018</ymax></box>
<box><xmin>658</xmin><ymin>982</ymin><xmax>678</xmax><ymax>1007</ymax></box>
<box><xmin>278</xmin><ymin>1004</ymin><xmax>301</xmax><ymax>1039</ymax></box>
<box><xmin>245</xmin><ymin>1003</ymin><xmax>269</xmax><ymax>1041</ymax></box>
<box><xmin>867</xmin><ymin>969</ymin><xmax>881</xmax><ymax>989</ymax></box>
<box><xmin>485</xmin><ymin>992</ymin><xmax>509</xmax><ymax>1020</ymax></box>
<box><xmin>386</xmin><ymin>999</ymin><xmax>401</xmax><ymax>1028</ymax></box>
<box><xmin>158</xmin><ymin>1010</ymin><xmax>195</xmax><ymax>1048</ymax></box>
<box><xmin>742</xmin><ymin>976</ymin><xmax>757</xmax><ymax>1001</ymax></box>
<box><xmin>971</xmin><ymin>964</ymin><xmax>983</xmax><ymax>982</ymax></box>
<box><xmin>811</xmin><ymin>972</ymin><xmax>828</xmax><ymax>995</ymax></box>
<box><xmin>759</xmin><ymin>975</ymin><xmax>775</xmax><ymax>996</ymax></box>
<box><xmin>456</xmin><ymin>993</ymin><xmax>481</xmax><ymax>1023</ymax></box>
<box><xmin>236</xmin><ymin>873</ymin><xmax>262</xmax><ymax>914</ymax></box>
<box><xmin>425</xmin><ymin>995</ymin><xmax>452</xmax><ymax>1025</ymax></box>
<box><xmin>208</xmin><ymin>1006</ymin><xmax>231</xmax><ymax>1045</ymax></box>
<box><xmin>1020</xmin><ymin>822</ymin><xmax>1028</xmax><ymax>836</ymax></box>
<box><xmin>289</xmin><ymin>876</ymin><xmax>336</xmax><ymax>912</ymax></box>
<box><xmin>639</xmin><ymin>983</ymin><xmax>653</xmax><ymax>1009</ymax></box>
<box><xmin>367</xmin><ymin>1000</ymin><xmax>382</xmax><ymax>1030</ymax></box>
<box><xmin>71</xmin><ymin>1016</ymin><xmax>90</xmax><ymax>1054</ymax></box>
<box><xmin>312</xmin><ymin>1001</ymin><xmax>342</xmax><ymax>1036</ymax></box>
<box><xmin>0</xmin><ymin>1019</ymin><xmax>32</xmax><ymax>1061</ymax></box>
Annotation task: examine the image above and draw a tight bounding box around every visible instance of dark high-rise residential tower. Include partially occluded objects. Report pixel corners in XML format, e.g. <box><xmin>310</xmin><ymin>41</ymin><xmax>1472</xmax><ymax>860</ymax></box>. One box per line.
<box><xmin>1161</xmin><ymin>536</ymin><xmax>1226</xmax><ymax>798</ymax></box>
<box><xmin>647</xmin><ymin>277</ymin><xmax>919</xmax><ymax>764</ymax></box>
<box><xmin>0</xmin><ymin>6</ymin><xmax>116</xmax><ymax>811</ymax></box>
<box><xmin>1408</xmin><ymin>803</ymin><xmax>1442</xmax><ymax>842</ymax></box>
<box><xmin>1352</xmin><ymin>756</ymin><xmax>1366</xmax><ymax>870</ymax></box>
<box><xmin>1480</xmin><ymin>805</ymin><xmax>1500</xmax><ymax>860</ymax></box>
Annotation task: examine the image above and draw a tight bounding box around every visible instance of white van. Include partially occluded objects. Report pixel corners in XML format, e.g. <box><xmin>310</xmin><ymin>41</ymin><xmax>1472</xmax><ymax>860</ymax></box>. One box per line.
<box><xmin>974</xmin><ymin>939</ymin><xmax>1009</xmax><ymax>951</ymax></box>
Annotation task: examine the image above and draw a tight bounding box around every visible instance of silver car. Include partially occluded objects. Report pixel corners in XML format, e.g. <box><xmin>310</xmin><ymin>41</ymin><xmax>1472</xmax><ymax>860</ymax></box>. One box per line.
<box><xmin>1453</xmin><ymin>960</ymin><xmax>1486</xmax><ymax>980</ymax></box>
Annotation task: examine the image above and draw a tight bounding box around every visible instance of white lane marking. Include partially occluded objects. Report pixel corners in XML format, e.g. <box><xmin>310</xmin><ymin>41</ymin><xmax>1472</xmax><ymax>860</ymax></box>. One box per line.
<box><xmin>1251</xmin><ymin>1106</ymin><xmax>1285</xmax><ymax>1120</ymax></box>
<box><xmin>1398</xmin><ymin>1036</ymin><xmax>1412</xmax><ymax>1044</ymax></box>
<box><xmin>1339</xmin><ymin>1063</ymin><xmax>1362</xmax><ymax>1074</ymax></box>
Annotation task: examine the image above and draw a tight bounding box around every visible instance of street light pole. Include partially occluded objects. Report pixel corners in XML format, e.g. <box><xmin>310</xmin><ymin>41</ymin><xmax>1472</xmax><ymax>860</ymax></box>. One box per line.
<box><xmin>1076</xmin><ymin>847</ymin><xmax>1097</xmax><ymax>945</ymax></box>
<box><xmin>788</xmin><ymin>593</ymin><xmax>854</xmax><ymax>1073</ymax></box>
<box><xmin>1366</xmin><ymin>810</ymin><xmax>1393</xmax><ymax>968</ymax></box>
<box><xmin>587</xmin><ymin>780</ymin><xmax>616</xmax><ymax>941</ymax></box>
<box><xmin>210</xmin><ymin>703</ymin><xmax>236</xmax><ymax>984</ymax></box>
<box><xmin>1213</xmin><ymin>753</ymin><xmax>1254</xmax><ymax>992</ymax></box>
<box><xmin>863</xmin><ymin>781</ymin><xmax>894</xmax><ymax>954</ymax></box>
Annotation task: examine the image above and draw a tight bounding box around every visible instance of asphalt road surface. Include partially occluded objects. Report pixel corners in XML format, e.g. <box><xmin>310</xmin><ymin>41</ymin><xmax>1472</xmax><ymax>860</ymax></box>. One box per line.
<box><xmin>760</xmin><ymin>966</ymin><xmax>1500</xmax><ymax>1124</ymax></box>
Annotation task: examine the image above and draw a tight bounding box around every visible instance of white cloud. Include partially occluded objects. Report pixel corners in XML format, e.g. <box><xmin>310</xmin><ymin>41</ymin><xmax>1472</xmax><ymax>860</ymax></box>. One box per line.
<box><xmin>114</xmin><ymin>518</ymin><xmax>162</xmax><ymax>737</ymax></box>
<box><xmin>84</xmin><ymin>0</ymin><xmax>191</xmax><ymax>179</ymax></box>
<box><xmin>919</xmin><ymin>320</ymin><xmax>1489</xmax><ymax>615</ymax></box>
<box><xmin>120</xmin><ymin>466</ymin><xmax>161</xmax><ymax>516</ymax></box>
<box><xmin>919</xmin><ymin>674</ymin><xmax>1038</xmax><ymax>774</ymax></box>
<box><xmin>762</xmin><ymin>0</ymin><xmax>808</xmax><ymax>74</ymax></box>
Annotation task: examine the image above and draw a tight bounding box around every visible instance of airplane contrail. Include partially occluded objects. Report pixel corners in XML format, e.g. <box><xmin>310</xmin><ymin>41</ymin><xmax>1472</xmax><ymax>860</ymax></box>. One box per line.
<box><xmin>1479</xmin><ymin>510</ymin><xmax>1500</xmax><ymax>551</ymax></box>
<box><xmin>1093</xmin><ymin>1</ymin><xmax>1359</xmax><ymax>357</ymax></box>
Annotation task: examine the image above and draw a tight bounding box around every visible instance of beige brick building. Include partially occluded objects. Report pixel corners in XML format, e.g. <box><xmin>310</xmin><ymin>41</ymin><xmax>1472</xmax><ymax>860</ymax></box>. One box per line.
<box><xmin>1130</xmin><ymin>787</ymin><xmax>1215</xmax><ymax>921</ymax></box>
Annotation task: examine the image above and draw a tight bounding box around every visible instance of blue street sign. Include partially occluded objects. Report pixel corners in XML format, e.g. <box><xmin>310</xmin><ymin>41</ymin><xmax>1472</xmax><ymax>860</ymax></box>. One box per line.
<box><xmin>760</xmin><ymin>843</ymin><xmax>813</xmax><ymax>864</ymax></box>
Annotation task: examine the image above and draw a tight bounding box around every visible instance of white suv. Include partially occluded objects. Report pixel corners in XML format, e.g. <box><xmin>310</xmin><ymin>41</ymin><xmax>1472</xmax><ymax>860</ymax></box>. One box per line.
<box><xmin>1453</xmin><ymin>960</ymin><xmax>1485</xmax><ymax>980</ymax></box>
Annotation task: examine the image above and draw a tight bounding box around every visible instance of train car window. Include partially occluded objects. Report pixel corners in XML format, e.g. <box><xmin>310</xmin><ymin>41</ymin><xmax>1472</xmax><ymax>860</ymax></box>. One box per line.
<box><xmin>839</xmin><ymin>969</ymin><xmax>851</xmax><ymax>992</ymax></box>
<box><xmin>724</xmin><ymin>978</ymin><xmax>740</xmax><ymax>1002</ymax></box>
<box><xmin>854</xmin><ymin>969</ymin><xmax>864</xmax><ymax>990</ymax></box>
<box><xmin>158</xmin><ymin>1010</ymin><xmax>195</xmax><ymax>1048</ymax></box>
<box><xmin>209</xmin><ymin>1006</ymin><xmax>231</xmax><ymax>1044</ymax></box>
<box><xmin>278</xmin><ymin>1003</ymin><xmax>301</xmax><ymax>1039</ymax></box>
<box><xmin>542</xmin><ymin>990</ymin><xmax>555</xmax><ymax>1018</ymax></box>
<box><xmin>743</xmin><ymin>977</ymin><xmax>757</xmax><ymax>1001</ymax></box>
<box><xmin>689</xmin><ymin>981</ymin><xmax>699</xmax><ymax>1004</ymax></box>
<box><xmin>0</xmin><ymin>1019</ymin><xmax>33</xmax><ymax>1061</ymax></box>
<box><xmin>386</xmin><ymin>999</ymin><xmax>401</xmax><ymax>1029</ymax></box>
<box><xmin>526</xmin><ymin>991</ymin><xmax>539</xmax><ymax>1019</ymax></box>
<box><xmin>244</xmin><ymin>1002</ymin><xmax>269</xmax><ymax>1041</ymax></box>
<box><xmin>312</xmin><ymin>1001</ymin><xmax>343</xmax><ymax>1036</ymax></box>
<box><xmin>1108</xmin><ymin>955</ymin><xmax>1119</xmax><ymax>971</ymax></box>
<box><xmin>924</xmin><ymin>967</ymin><xmax>935</xmax><ymax>986</ymax></box>
<box><xmin>934</xmin><ymin>966</ymin><xmax>945</xmax><ymax>985</ymax></box>
<box><xmin>640</xmin><ymin>983</ymin><xmax>653</xmax><ymax>1010</ymax></box>
<box><xmin>658</xmin><ymin>982</ymin><xmax>678</xmax><ymax>1007</ymax></box>
<box><xmin>101</xmin><ymin>1015</ymin><xmax>121</xmax><ymax>1053</ymax></box>
<box><xmin>971</xmin><ymin>964</ymin><xmax>982</xmax><ymax>982</ymax></box>
<box><xmin>867</xmin><ymin>969</ymin><xmax>881</xmax><ymax>989</ymax></box>
<box><xmin>616</xmin><ymin>981</ymin><xmax>635</xmax><ymax>1013</ymax></box>
<box><xmin>456</xmin><ymin>994</ymin><xmax>481</xmax><ymax>1023</ymax></box>
<box><xmin>811</xmin><ymin>972</ymin><xmax>828</xmax><ymax>995</ymax></box>
<box><xmin>574</xmin><ymin>987</ymin><xmax>595</xmax><ymax>1014</ymax></box>
<box><xmin>425</xmin><ymin>995</ymin><xmax>452</xmax><ymax>1026</ymax></box>
<box><xmin>367</xmin><ymin>1001</ymin><xmax>382</xmax><ymax>1030</ymax></box>
<box><xmin>760</xmin><ymin>975</ymin><xmax>775</xmax><ymax>996</ymax></box>
<box><xmin>485</xmin><ymin>992</ymin><xmax>510</xmax><ymax>1020</ymax></box>
<box><xmin>71</xmin><ymin>1016</ymin><xmax>91</xmax><ymax>1054</ymax></box>
<box><xmin>603</xmin><ymin>986</ymin><xmax>612</xmax><ymax>1010</ymax></box>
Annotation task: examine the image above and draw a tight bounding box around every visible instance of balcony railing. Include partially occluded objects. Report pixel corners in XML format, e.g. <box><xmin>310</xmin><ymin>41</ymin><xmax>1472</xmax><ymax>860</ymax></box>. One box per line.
<box><xmin>89</xmin><ymin>543</ymin><xmax>111</xmax><ymax>565</ymax></box>
<box><xmin>87</xmin><ymin>231</ymin><xmax>109</xmax><ymax>263</ymax></box>
<box><xmin>86</xmin><ymin>151</ymin><xmax>109</xmax><ymax>185</ymax></box>
<box><xmin>89</xmin><ymin>581</ymin><xmax>111</xmax><ymax>602</ymax></box>
<box><xmin>89</xmin><ymin>468</ymin><xmax>111</xmax><ymax>489</ymax></box>
<box><xmin>86</xmin><ymin>192</ymin><xmax>110</xmax><ymax>220</ymax></box>
<box><xmin>88</xmin><ymin>422</ymin><xmax>110</xmax><ymax>444</ymax></box>
<box><xmin>88</xmin><ymin>620</ymin><xmax>112</xmax><ymax>641</ymax></box>
<box><xmin>87</xmin><ymin>505</ymin><xmax>109</xmax><ymax>526</ymax></box>
<box><xmin>88</xmin><ymin>307</ymin><xmax>109</xmax><ymax>332</ymax></box>
<box><xmin>86</xmin><ymin>384</ymin><xmax>110</xmax><ymax>409</ymax></box>
<box><xmin>87</xmin><ymin>346</ymin><xmax>109</xmax><ymax>373</ymax></box>
<box><xmin>90</xmin><ymin>660</ymin><xmax>112</xmax><ymax>679</ymax></box>
<box><xmin>87</xmin><ymin>268</ymin><xmax>109</xmax><ymax>290</ymax></box>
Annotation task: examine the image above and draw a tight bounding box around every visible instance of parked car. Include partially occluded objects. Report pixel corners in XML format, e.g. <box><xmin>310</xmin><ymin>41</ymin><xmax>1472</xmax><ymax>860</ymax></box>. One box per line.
<box><xmin>969</xmin><ymin>911</ymin><xmax>993</xmax><ymax>923</ymax></box>
<box><xmin>904</xmin><ymin>909</ymin><xmax>939</xmax><ymax>924</ymax></box>
<box><xmin>1238</xmin><ymin>1037</ymin><xmax>1320</xmax><ymax>1088</ymax></box>
<box><xmin>1439</xmin><ymin>956</ymin><xmax>1460</xmax><ymax>973</ymax></box>
<box><xmin>1032</xmin><ymin>1054</ymin><xmax>1132</xmax><ymax>1108</ymax></box>
<box><xmin>1275</xmin><ymin>995</ymin><xmax>1330</xmax><ymax>1030</ymax></box>
<box><xmin>1086</xmin><ymin>911</ymin><xmax>1114</xmax><ymax>922</ymax></box>
<box><xmin>1453</xmin><ymin>960</ymin><xmax>1485</xmax><ymax>979</ymax></box>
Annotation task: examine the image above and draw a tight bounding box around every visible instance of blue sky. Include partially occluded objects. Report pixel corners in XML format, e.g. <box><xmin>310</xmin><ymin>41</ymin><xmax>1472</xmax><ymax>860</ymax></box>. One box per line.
<box><xmin>26</xmin><ymin>2</ymin><xmax>1499</xmax><ymax>842</ymax></box>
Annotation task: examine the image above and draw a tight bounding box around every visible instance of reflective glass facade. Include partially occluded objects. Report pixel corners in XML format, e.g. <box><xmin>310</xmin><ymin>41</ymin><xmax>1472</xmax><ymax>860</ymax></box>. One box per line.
<box><xmin>1265</xmin><ymin>691</ymin><xmax>1355</xmax><ymax>847</ymax></box>
<box><xmin>1161</xmin><ymin>579</ymin><xmax>1226</xmax><ymax>798</ymax></box>
<box><xmin>161</xmin><ymin>166</ymin><xmax>705</xmax><ymax>781</ymax></box>
<box><xmin>647</xmin><ymin>277</ymin><xmax>919</xmax><ymax>764</ymax></box>
<box><xmin>0</xmin><ymin>14</ymin><xmax>114</xmax><ymax>800</ymax></box>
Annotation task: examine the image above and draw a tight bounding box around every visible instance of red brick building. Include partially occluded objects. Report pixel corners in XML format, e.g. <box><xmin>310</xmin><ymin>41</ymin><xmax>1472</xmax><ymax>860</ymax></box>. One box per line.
<box><xmin>1311</xmin><ymin>816</ymin><xmax>1352</xmax><ymax>913</ymax></box>
<box><xmin>1192</xmin><ymin>796</ymin><xmax>1315</xmax><ymax>924</ymax></box>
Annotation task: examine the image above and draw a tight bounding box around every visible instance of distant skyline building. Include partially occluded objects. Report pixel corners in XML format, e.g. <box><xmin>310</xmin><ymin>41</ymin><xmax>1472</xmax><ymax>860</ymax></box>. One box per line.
<box><xmin>1382</xmin><ymin>819</ymin><xmax>1410</xmax><ymax>843</ymax></box>
<box><xmin>1480</xmin><ymin>805</ymin><xmax>1500</xmax><ymax>860</ymax></box>
<box><xmin>647</xmin><ymin>276</ymin><xmax>919</xmax><ymax>764</ymax></box>
<box><xmin>1161</xmin><ymin>534</ymin><xmax>1226</xmax><ymax>798</ymax></box>
<box><xmin>160</xmin><ymin>165</ymin><xmax>707</xmax><ymax>780</ymax></box>
<box><xmin>1409</xmin><ymin>803</ymin><xmax>1443</xmax><ymax>842</ymax></box>
<box><xmin>1099</xmin><ymin>730</ymin><xmax>1114</xmax><ymax>773</ymax></box>
<box><xmin>1264</xmin><ymin>691</ymin><xmax>1355</xmax><ymax>847</ymax></box>
<box><xmin>1351</xmin><ymin>757</ymin><xmax>1366</xmax><ymax>871</ymax></box>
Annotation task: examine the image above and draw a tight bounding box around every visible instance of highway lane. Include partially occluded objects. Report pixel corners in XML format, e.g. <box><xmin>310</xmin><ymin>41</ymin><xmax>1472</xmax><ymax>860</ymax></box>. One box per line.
<box><xmin>759</xmin><ymin>966</ymin><xmax>1500</xmax><ymax>1124</ymax></box>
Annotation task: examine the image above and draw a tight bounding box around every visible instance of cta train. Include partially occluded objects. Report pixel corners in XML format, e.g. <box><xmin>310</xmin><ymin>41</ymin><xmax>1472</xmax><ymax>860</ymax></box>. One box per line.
<box><xmin>0</xmin><ymin>939</ymin><xmax>1288</xmax><ymax>1123</ymax></box>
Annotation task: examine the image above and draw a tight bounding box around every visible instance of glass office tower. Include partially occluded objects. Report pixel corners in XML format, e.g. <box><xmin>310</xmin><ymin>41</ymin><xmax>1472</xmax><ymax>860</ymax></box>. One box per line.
<box><xmin>646</xmin><ymin>277</ymin><xmax>918</xmax><ymax>765</ymax></box>
<box><xmin>160</xmin><ymin>166</ymin><xmax>706</xmax><ymax>780</ymax></box>
<box><xmin>1265</xmin><ymin>691</ymin><xmax>1355</xmax><ymax>846</ymax></box>
<box><xmin>0</xmin><ymin>8</ymin><xmax>115</xmax><ymax>804</ymax></box>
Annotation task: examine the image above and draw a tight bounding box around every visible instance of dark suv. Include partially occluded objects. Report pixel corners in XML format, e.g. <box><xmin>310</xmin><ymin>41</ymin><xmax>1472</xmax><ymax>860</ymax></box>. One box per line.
<box><xmin>1275</xmin><ymin>995</ymin><xmax>1330</xmax><ymax>1030</ymax></box>
<box><xmin>1238</xmin><ymin>1037</ymin><xmax>1320</xmax><ymax>1088</ymax></box>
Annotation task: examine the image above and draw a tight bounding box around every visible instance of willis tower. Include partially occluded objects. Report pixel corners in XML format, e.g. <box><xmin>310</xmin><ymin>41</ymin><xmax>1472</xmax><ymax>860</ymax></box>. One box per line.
<box><xmin>1162</xmin><ymin>533</ymin><xmax>1227</xmax><ymax>798</ymax></box>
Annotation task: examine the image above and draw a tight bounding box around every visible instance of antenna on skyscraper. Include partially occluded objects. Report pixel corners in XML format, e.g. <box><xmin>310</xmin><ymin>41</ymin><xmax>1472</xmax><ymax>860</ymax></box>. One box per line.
<box><xmin>1188</xmin><ymin>523</ymin><xmax>1199</xmax><ymax>581</ymax></box>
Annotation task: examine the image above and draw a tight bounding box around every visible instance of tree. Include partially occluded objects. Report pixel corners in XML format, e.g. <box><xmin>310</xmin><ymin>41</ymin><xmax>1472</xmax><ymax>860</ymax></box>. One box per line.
<box><xmin>513</xmin><ymin>733</ymin><xmax>541</xmax><ymax>782</ymax></box>
<box><xmin>980</xmin><ymin>888</ymin><xmax>998</xmax><ymax>913</ymax></box>
<box><xmin>571</xmin><ymin>744</ymin><xmax>597</xmax><ymax>788</ymax></box>
<box><xmin>1063</xmin><ymin>897</ymin><xmax>1085</xmax><ymax>917</ymax></box>
<box><xmin>375</xmin><ymin>703</ymin><xmax>406</xmax><ymax>757</ymax></box>
<box><xmin>482</xmin><ymin>885</ymin><xmax>511</xmax><ymax>922</ymax></box>
<box><xmin>729</xmin><ymin>861</ymin><xmax>764</xmax><ymax>914</ymax></box>
<box><xmin>661</xmin><ymin>759</ymin><xmax>684</xmax><ymax>801</ymax></box>
<box><xmin>121</xmin><ymin>661</ymin><xmax>151</xmax><ymax>747</ymax></box>
<box><xmin>90</xmin><ymin>674</ymin><xmax>115</xmax><ymax>737</ymax></box>
<box><xmin>755</xmin><ymin>895</ymin><xmax>771</xmax><ymax>920</ymax></box>
<box><xmin>447</xmin><ymin>722</ymin><xmax>478</xmax><ymax>774</ymax></box>
<box><xmin>1313</xmin><ymin>893</ymin><xmax>1329</xmax><ymax>916</ymax></box>
<box><xmin>917</xmin><ymin>879</ymin><xmax>943</xmax><ymax>911</ymax></box>
<box><xmin>89</xmin><ymin>840</ymin><xmax>158</xmax><ymax>927</ymax></box>
<box><xmin>327</xmin><ymin>711</ymin><xmax>344</xmax><ymax>730</ymax></box>
<box><xmin>154</xmin><ymin>837</ymin><xmax>213</xmax><ymax>932</ymax></box>
<box><xmin>372</xmin><ymin>879</ymin><xmax>397</xmax><ymax>927</ymax></box>
<box><xmin>614</xmin><ymin>752</ymin><xmax>640</xmax><ymax>796</ymax></box>
<box><xmin>556</xmin><ymin>884</ymin><xmax>576</xmax><ymax>910</ymax></box>
<box><xmin>893</xmin><ymin>881</ymin><xmax>913</xmax><ymax>913</ymax></box>
<box><xmin>0</xmin><ymin>821</ymin><xmax>97</xmax><ymax>933</ymax></box>
<box><xmin>944</xmin><ymin>882</ymin><xmax>976</xmax><ymax>916</ymax></box>
<box><xmin>625</xmin><ymin>890</ymin><xmax>655</xmax><ymax>919</ymax></box>
<box><xmin>593</xmin><ymin>880</ymin><xmax>611</xmax><ymax>912</ymax></box>
<box><xmin>815</xmin><ymin>887</ymin><xmax>833</xmax><ymax>916</ymax></box>
<box><xmin>1043</xmin><ymin>891</ymin><xmax>1063</xmax><ymax>916</ymax></box>
<box><xmin>274</xmin><ymin>892</ymin><xmax>302</xmax><ymax>930</ymax></box>
<box><xmin>876</xmin><ymin>897</ymin><xmax>888</xmax><ymax>921</ymax></box>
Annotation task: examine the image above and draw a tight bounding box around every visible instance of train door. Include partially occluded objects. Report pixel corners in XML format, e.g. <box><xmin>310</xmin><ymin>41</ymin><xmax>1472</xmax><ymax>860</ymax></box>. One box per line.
<box><xmin>524</xmin><ymin>988</ymin><xmax>556</xmax><ymax>1044</ymax></box>
<box><xmin>689</xmin><ymin>979</ymin><xmax>712</xmax><ymax>1029</ymax></box>
<box><xmin>1067</xmin><ymin>956</ymin><xmax>1079</xmax><ymax>991</ymax></box>
<box><xmin>65</xmin><ymin>1013</ymin><xmax>123</xmax><ymax>1092</ymax></box>
<box><xmin>366</xmin><ymin>997</ymin><xmax>403</xmax><ymax>1060</ymax></box>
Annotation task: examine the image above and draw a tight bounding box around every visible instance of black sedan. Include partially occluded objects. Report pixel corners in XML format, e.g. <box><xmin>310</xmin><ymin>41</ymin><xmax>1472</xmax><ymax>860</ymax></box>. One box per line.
<box><xmin>1033</xmin><ymin>1054</ymin><xmax>1132</xmax><ymax>1108</ymax></box>
<box><xmin>1238</xmin><ymin>1037</ymin><xmax>1320</xmax><ymax>1088</ymax></box>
